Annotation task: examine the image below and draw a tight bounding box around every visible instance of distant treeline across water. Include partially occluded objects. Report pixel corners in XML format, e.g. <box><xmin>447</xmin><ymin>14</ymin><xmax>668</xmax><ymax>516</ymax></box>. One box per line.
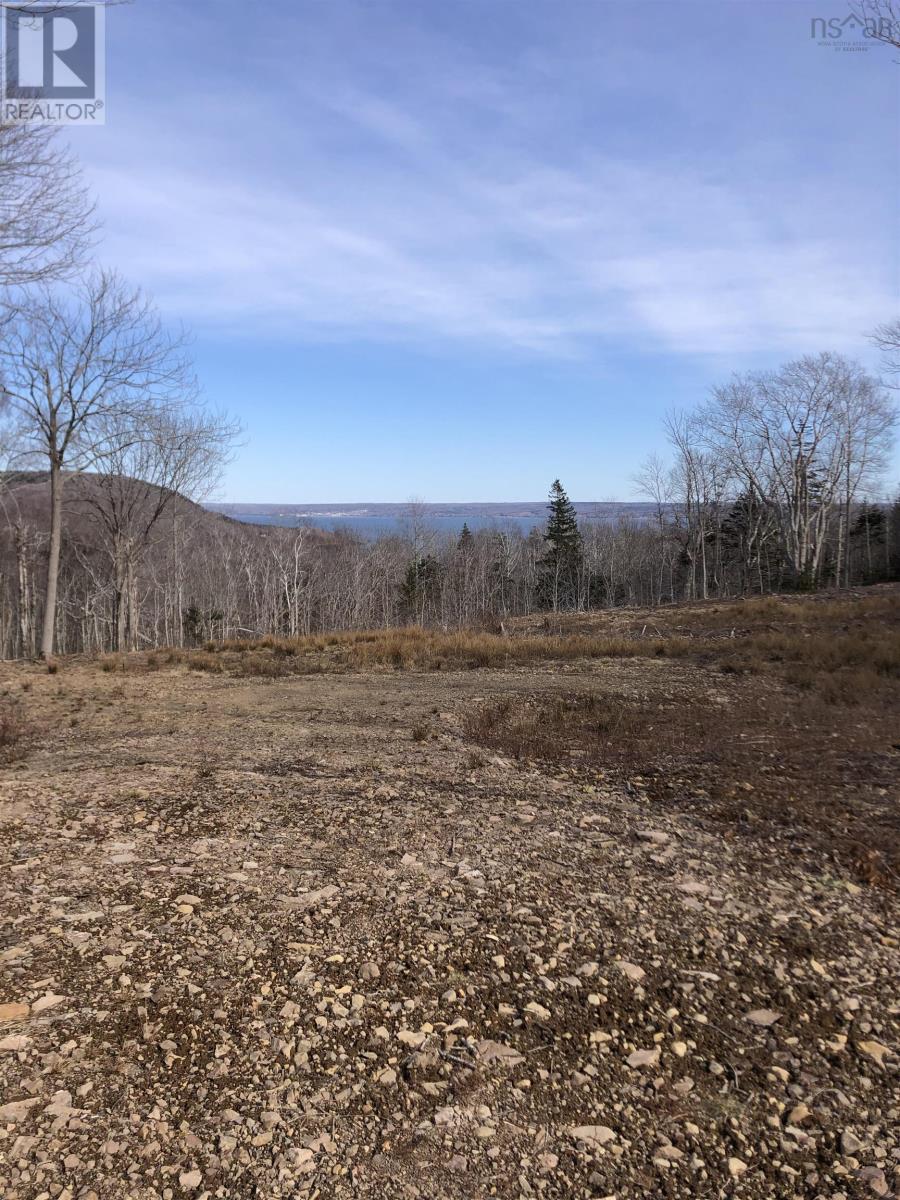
<box><xmin>208</xmin><ymin>501</ymin><xmax>662</xmax><ymax>539</ymax></box>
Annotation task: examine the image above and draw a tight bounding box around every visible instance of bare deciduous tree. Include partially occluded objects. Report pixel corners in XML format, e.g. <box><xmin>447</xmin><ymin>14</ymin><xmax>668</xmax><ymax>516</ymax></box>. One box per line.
<box><xmin>0</xmin><ymin>124</ymin><xmax>96</xmax><ymax>291</ymax></box>
<box><xmin>0</xmin><ymin>270</ymin><xmax>195</xmax><ymax>657</ymax></box>
<box><xmin>78</xmin><ymin>404</ymin><xmax>239</xmax><ymax>649</ymax></box>
<box><xmin>699</xmin><ymin>354</ymin><xmax>894</xmax><ymax>587</ymax></box>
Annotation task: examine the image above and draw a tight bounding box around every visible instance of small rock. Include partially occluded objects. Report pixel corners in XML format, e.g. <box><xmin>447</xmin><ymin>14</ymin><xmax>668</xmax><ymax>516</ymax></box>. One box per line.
<box><xmin>568</xmin><ymin>1125</ymin><xmax>617</xmax><ymax>1148</ymax></box>
<box><xmin>0</xmin><ymin>1034</ymin><xmax>31</xmax><ymax>1052</ymax></box>
<box><xmin>278</xmin><ymin>885</ymin><xmax>339</xmax><ymax>911</ymax></box>
<box><xmin>476</xmin><ymin>1039</ymin><xmax>525</xmax><ymax>1067</ymax></box>
<box><xmin>31</xmin><ymin>993</ymin><xmax>66</xmax><ymax>1014</ymax></box>
<box><xmin>857</xmin><ymin>1167</ymin><xmax>889</xmax><ymax>1197</ymax></box>
<box><xmin>626</xmin><ymin>1047</ymin><xmax>660</xmax><ymax>1069</ymax></box>
<box><xmin>0</xmin><ymin>1097</ymin><xmax>41</xmax><ymax>1123</ymax></box>
<box><xmin>858</xmin><ymin>1040</ymin><xmax>889</xmax><ymax>1066</ymax></box>
<box><xmin>0</xmin><ymin>1003</ymin><xmax>29</xmax><ymax>1023</ymax></box>
<box><xmin>397</xmin><ymin>1030</ymin><xmax>426</xmax><ymax>1048</ymax></box>
<box><xmin>841</xmin><ymin>1130</ymin><xmax>862</xmax><ymax>1155</ymax></box>
<box><xmin>677</xmin><ymin>880</ymin><xmax>709</xmax><ymax>896</ymax></box>
<box><xmin>745</xmin><ymin>1008</ymin><xmax>780</xmax><ymax>1027</ymax></box>
<box><xmin>524</xmin><ymin>1001</ymin><xmax>551</xmax><ymax>1021</ymax></box>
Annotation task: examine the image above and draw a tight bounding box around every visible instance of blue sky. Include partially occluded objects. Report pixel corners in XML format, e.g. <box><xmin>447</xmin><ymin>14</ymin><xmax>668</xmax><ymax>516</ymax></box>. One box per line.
<box><xmin>68</xmin><ymin>0</ymin><xmax>899</xmax><ymax>502</ymax></box>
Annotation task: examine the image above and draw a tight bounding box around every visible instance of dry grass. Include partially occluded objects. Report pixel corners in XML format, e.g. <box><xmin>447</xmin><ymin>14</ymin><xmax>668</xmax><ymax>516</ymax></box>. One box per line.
<box><xmin>165</xmin><ymin>622</ymin><xmax>898</xmax><ymax>696</ymax></box>
<box><xmin>114</xmin><ymin>627</ymin><xmax>685</xmax><ymax>676</ymax></box>
<box><xmin>0</xmin><ymin>697</ymin><xmax>30</xmax><ymax>763</ymax></box>
<box><xmin>95</xmin><ymin>587</ymin><xmax>900</xmax><ymax>686</ymax></box>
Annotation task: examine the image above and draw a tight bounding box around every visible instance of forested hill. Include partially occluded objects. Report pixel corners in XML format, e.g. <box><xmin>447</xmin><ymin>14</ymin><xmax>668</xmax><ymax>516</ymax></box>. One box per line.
<box><xmin>1</xmin><ymin>471</ymin><xmax>239</xmax><ymax>533</ymax></box>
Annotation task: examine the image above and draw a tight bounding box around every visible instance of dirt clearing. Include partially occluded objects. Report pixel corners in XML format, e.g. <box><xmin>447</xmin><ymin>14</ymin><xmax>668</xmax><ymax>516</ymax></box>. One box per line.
<box><xmin>1</xmin><ymin>593</ymin><xmax>898</xmax><ymax>1198</ymax></box>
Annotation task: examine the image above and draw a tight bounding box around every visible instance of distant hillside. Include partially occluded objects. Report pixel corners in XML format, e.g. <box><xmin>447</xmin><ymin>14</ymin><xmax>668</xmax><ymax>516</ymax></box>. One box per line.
<box><xmin>0</xmin><ymin>473</ymin><xmax>348</xmax><ymax>547</ymax></box>
<box><xmin>0</xmin><ymin>471</ymin><xmax>228</xmax><ymax>534</ymax></box>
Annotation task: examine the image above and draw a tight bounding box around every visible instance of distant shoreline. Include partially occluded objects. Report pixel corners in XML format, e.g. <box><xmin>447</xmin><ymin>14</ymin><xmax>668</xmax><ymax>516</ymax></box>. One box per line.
<box><xmin>207</xmin><ymin>501</ymin><xmax>659</xmax><ymax>516</ymax></box>
<box><xmin>206</xmin><ymin>501</ymin><xmax>664</xmax><ymax>537</ymax></box>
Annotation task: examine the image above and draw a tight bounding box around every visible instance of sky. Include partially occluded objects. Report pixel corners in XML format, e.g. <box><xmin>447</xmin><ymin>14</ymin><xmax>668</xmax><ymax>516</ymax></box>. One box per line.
<box><xmin>67</xmin><ymin>0</ymin><xmax>900</xmax><ymax>502</ymax></box>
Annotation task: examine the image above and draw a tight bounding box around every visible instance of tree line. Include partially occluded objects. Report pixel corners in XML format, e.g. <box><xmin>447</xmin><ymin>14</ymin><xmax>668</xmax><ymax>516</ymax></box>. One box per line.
<box><xmin>0</xmin><ymin>452</ymin><xmax>898</xmax><ymax>659</ymax></box>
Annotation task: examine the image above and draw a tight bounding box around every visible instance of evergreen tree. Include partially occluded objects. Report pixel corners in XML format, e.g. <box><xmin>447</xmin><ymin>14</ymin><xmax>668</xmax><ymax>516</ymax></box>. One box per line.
<box><xmin>851</xmin><ymin>503</ymin><xmax>886</xmax><ymax>542</ymax></box>
<box><xmin>890</xmin><ymin>494</ymin><xmax>900</xmax><ymax>580</ymax></box>
<box><xmin>546</xmin><ymin>480</ymin><xmax>581</xmax><ymax>555</ymax></box>
<box><xmin>539</xmin><ymin>479</ymin><xmax>583</xmax><ymax>610</ymax></box>
<box><xmin>182</xmin><ymin>603</ymin><xmax>223</xmax><ymax>646</ymax></box>
<box><xmin>720</xmin><ymin>492</ymin><xmax>778</xmax><ymax>592</ymax></box>
<box><xmin>851</xmin><ymin>503</ymin><xmax>888</xmax><ymax>581</ymax></box>
<box><xmin>400</xmin><ymin>554</ymin><xmax>440</xmax><ymax>623</ymax></box>
<box><xmin>457</xmin><ymin>522</ymin><xmax>474</xmax><ymax>551</ymax></box>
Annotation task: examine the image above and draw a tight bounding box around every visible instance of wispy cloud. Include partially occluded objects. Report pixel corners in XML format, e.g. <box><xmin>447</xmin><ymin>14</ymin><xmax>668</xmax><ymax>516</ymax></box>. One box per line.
<box><xmin>75</xmin><ymin>1</ymin><xmax>895</xmax><ymax>359</ymax></box>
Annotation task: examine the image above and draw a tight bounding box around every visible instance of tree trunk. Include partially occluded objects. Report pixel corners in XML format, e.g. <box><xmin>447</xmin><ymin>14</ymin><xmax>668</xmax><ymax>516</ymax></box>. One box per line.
<box><xmin>127</xmin><ymin>555</ymin><xmax>139</xmax><ymax>650</ymax></box>
<box><xmin>40</xmin><ymin>458</ymin><xmax>63</xmax><ymax>659</ymax></box>
<box><xmin>15</xmin><ymin>524</ymin><xmax>33</xmax><ymax>658</ymax></box>
<box><xmin>114</xmin><ymin>540</ymin><xmax>128</xmax><ymax>652</ymax></box>
<box><xmin>834</xmin><ymin>514</ymin><xmax>844</xmax><ymax>589</ymax></box>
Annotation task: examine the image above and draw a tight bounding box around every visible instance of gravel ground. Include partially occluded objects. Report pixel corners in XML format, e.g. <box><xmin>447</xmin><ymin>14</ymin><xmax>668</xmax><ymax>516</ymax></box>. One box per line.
<box><xmin>1</xmin><ymin>658</ymin><xmax>897</xmax><ymax>1199</ymax></box>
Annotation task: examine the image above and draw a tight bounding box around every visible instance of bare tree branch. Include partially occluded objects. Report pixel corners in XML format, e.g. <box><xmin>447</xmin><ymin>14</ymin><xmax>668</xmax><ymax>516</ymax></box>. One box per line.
<box><xmin>0</xmin><ymin>269</ymin><xmax>196</xmax><ymax>656</ymax></box>
<box><xmin>78</xmin><ymin>403</ymin><xmax>240</xmax><ymax>649</ymax></box>
<box><xmin>0</xmin><ymin>123</ymin><xmax>97</xmax><ymax>291</ymax></box>
<box><xmin>849</xmin><ymin>0</ymin><xmax>900</xmax><ymax>52</ymax></box>
<box><xmin>871</xmin><ymin>318</ymin><xmax>900</xmax><ymax>379</ymax></box>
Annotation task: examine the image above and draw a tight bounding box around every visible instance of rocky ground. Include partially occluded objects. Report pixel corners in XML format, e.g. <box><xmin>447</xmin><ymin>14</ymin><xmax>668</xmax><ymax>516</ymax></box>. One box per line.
<box><xmin>0</xmin><ymin>649</ymin><xmax>897</xmax><ymax>1199</ymax></box>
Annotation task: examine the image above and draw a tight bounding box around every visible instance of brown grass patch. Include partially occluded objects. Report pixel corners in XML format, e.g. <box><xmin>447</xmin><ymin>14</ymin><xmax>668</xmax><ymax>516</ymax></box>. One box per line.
<box><xmin>93</xmin><ymin>587</ymin><xmax>900</xmax><ymax>684</ymax></box>
<box><xmin>128</xmin><ymin>627</ymin><xmax>687</xmax><ymax>677</ymax></box>
<box><xmin>0</xmin><ymin>697</ymin><xmax>30</xmax><ymax>764</ymax></box>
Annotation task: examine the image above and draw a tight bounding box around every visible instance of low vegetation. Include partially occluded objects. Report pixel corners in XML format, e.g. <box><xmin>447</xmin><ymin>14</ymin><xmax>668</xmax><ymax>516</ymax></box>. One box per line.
<box><xmin>0</xmin><ymin>697</ymin><xmax>29</xmax><ymax>763</ymax></box>
<box><xmin>108</xmin><ymin>588</ymin><xmax>898</xmax><ymax>684</ymax></box>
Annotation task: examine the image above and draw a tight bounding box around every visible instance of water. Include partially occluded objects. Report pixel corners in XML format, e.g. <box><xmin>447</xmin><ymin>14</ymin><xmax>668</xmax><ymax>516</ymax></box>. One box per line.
<box><xmin>208</xmin><ymin>502</ymin><xmax>660</xmax><ymax>540</ymax></box>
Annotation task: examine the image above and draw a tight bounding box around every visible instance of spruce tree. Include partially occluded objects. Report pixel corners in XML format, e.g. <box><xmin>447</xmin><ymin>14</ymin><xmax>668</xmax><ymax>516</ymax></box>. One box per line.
<box><xmin>540</xmin><ymin>479</ymin><xmax>583</xmax><ymax>610</ymax></box>
<box><xmin>400</xmin><ymin>555</ymin><xmax>440</xmax><ymax>624</ymax></box>
<box><xmin>545</xmin><ymin>480</ymin><xmax>581</xmax><ymax>557</ymax></box>
<box><xmin>457</xmin><ymin>522</ymin><xmax>474</xmax><ymax>551</ymax></box>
